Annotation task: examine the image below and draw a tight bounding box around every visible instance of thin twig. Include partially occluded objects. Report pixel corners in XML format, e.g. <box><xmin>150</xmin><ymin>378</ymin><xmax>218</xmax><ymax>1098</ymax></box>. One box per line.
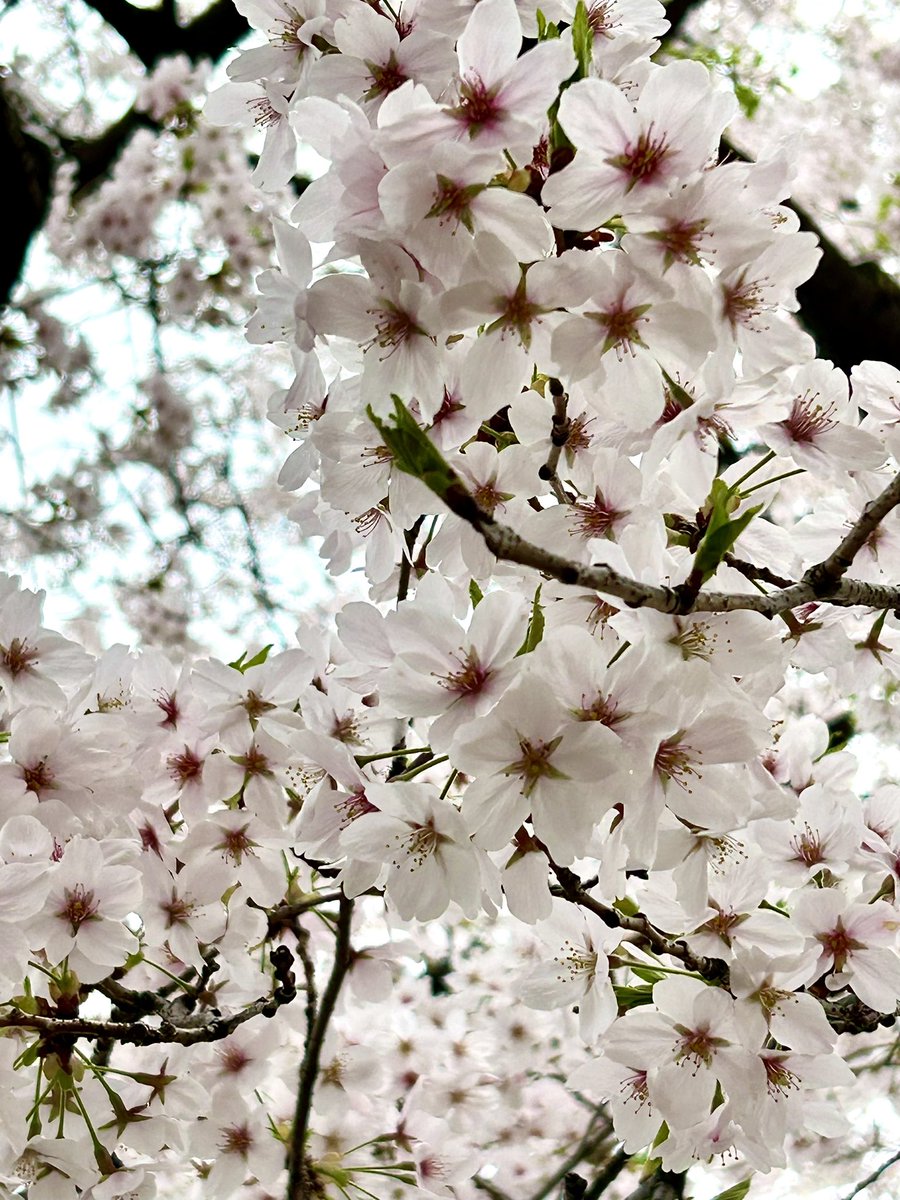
<box><xmin>248</xmin><ymin>890</ymin><xmax>344</xmax><ymax>927</ymax></box>
<box><xmin>294</xmin><ymin>926</ymin><xmax>318</xmax><ymax>1041</ymax></box>
<box><xmin>287</xmin><ymin>894</ymin><xmax>355</xmax><ymax>1200</ymax></box>
<box><xmin>584</xmin><ymin>1147</ymin><xmax>629</xmax><ymax>1200</ymax></box>
<box><xmin>539</xmin><ymin>379</ymin><xmax>572</xmax><ymax>504</ymax></box>
<box><xmin>525</xmin><ymin>1116</ymin><xmax>615</xmax><ymax>1200</ymax></box>
<box><xmin>840</xmin><ymin>1150</ymin><xmax>900</xmax><ymax>1200</ymax></box>
<box><xmin>474</xmin><ymin>1176</ymin><xmax>514</xmax><ymax>1200</ymax></box>
<box><xmin>550</xmin><ymin>865</ymin><xmax>725</xmax><ymax>983</ymax></box>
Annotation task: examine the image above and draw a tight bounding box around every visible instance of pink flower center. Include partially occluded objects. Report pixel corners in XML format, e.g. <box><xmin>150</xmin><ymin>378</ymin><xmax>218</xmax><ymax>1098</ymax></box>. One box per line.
<box><xmin>780</xmin><ymin>390</ymin><xmax>837</xmax><ymax>444</ymax></box>
<box><xmin>247</xmin><ymin>95</ymin><xmax>282</xmax><ymax>129</ymax></box>
<box><xmin>364</xmin><ymin>52</ymin><xmax>408</xmax><ymax>100</ymax></box>
<box><xmin>763</xmin><ymin>1054</ymin><xmax>800</xmax><ymax>1098</ymax></box>
<box><xmin>722</xmin><ymin>272</ymin><xmax>768</xmax><ymax>332</ymax></box>
<box><xmin>168</xmin><ymin>747</ymin><xmax>204</xmax><ymax>785</ymax></box>
<box><xmin>218</xmin><ymin>1044</ymin><xmax>252</xmax><ymax>1074</ymax></box>
<box><xmin>572</xmin><ymin>489</ymin><xmax>628</xmax><ymax>539</ymax></box>
<box><xmin>588</xmin><ymin>0</ymin><xmax>619</xmax><ymax>38</ymax></box>
<box><xmin>573</xmin><ymin>690</ymin><xmax>624</xmax><ymax>727</ymax></box>
<box><xmin>502</xmin><ymin>735</ymin><xmax>567</xmax><ymax>798</ymax></box>
<box><xmin>395</xmin><ymin>820</ymin><xmax>442</xmax><ymax>868</ymax></box>
<box><xmin>673</xmin><ymin>1022</ymin><xmax>725</xmax><ymax>1071</ymax></box>
<box><xmin>654</xmin><ymin>736</ymin><xmax>701</xmax><ymax>791</ymax></box>
<box><xmin>609</xmin><ymin>124</ymin><xmax>671</xmax><ymax>187</ymax></box>
<box><xmin>161</xmin><ymin>891</ymin><xmax>196</xmax><ymax>927</ymax></box>
<box><xmin>220</xmin><ymin>826</ymin><xmax>257</xmax><ymax>862</ymax></box>
<box><xmin>220</xmin><ymin>1122</ymin><xmax>254</xmax><ymax>1157</ymax></box>
<box><xmin>789</xmin><ymin>821</ymin><xmax>826</xmax><ymax>867</ymax></box>
<box><xmin>22</xmin><ymin>757</ymin><xmax>54</xmax><ymax>795</ymax></box>
<box><xmin>591</xmin><ymin>300</ymin><xmax>650</xmax><ymax>358</ymax></box>
<box><xmin>426</xmin><ymin>175</ymin><xmax>483</xmax><ymax>229</ymax></box>
<box><xmin>155</xmin><ymin>690</ymin><xmax>180</xmax><ymax>727</ymax></box>
<box><xmin>454</xmin><ymin>73</ymin><xmax>501</xmax><ymax>134</ymax></box>
<box><xmin>619</xmin><ymin>1069</ymin><xmax>650</xmax><ymax>1111</ymax></box>
<box><xmin>235</xmin><ymin>744</ymin><xmax>271</xmax><ymax>776</ymax></box>
<box><xmin>817</xmin><ymin>917</ymin><xmax>865</xmax><ymax>972</ymax></box>
<box><xmin>1</xmin><ymin>637</ymin><xmax>39</xmax><ymax>677</ymax></box>
<box><xmin>655</xmin><ymin>217</ymin><xmax>710</xmax><ymax>266</ymax></box>
<box><xmin>436</xmin><ymin>649</ymin><xmax>491</xmax><ymax>697</ymax></box>
<box><xmin>243</xmin><ymin>689</ymin><xmax>276</xmax><ymax>720</ymax></box>
<box><xmin>59</xmin><ymin>883</ymin><xmax>99</xmax><ymax>933</ymax></box>
<box><xmin>337</xmin><ymin>789</ymin><xmax>378</xmax><ymax>828</ymax></box>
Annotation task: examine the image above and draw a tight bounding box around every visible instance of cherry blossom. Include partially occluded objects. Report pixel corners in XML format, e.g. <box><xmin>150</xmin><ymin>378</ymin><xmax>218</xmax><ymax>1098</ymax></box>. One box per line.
<box><xmin>8</xmin><ymin>3</ymin><xmax>900</xmax><ymax>1195</ymax></box>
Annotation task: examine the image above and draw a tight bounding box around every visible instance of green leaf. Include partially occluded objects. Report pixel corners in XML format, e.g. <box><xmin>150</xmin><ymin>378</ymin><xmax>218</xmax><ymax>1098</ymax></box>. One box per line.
<box><xmin>691</xmin><ymin>478</ymin><xmax>762</xmax><ymax>585</ymax></box>
<box><xmin>535</xmin><ymin>9</ymin><xmax>560</xmax><ymax>39</ymax></box>
<box><xmin>368</xmin><ymin>398</ymin><xmax>467</xmax><ymax>501</ymax></box>
<box><xmin>613</xmin><ymin>984</ymin><xmax>655</xmax><ymax>1010</ymax></box>
<box><xmin>712</xmin><ymin>1179</ymin><xmax>752</xmax><ymax>1200</ymax></box>
<box><xmin>629</xmin><ymin>965</ymin><xmax>666</xmax><ymax>985</ymax></box>
<box><xmin>368</xmin><ymin>399</ymin><xmax>497</xmax><ymax>531</ymax></box>
<box><xmin>825</xmin><ymin>711</ymin><xmax>856</xmax><ymax>754</ymax></box>
<box><xmin>662</xmin><ymin>370</ymin><xmax>696</xmax><ymax>412</ymax></box>
<box><xmin>469</xmin><ymin>579</ymin><xmax>484</xmax><ymax>608</ymax></box>
<box><xmin>516</xmin><ymin>585</ymin><xmax>545</xmax><ymax>655</ymax></box>
<box><xmin>571</xmin><ymin>0</ymin><xmax>593</xmax><ymax>78</ymax></box>
<box><xmin>692</xmin><ymin>503</ymin><xmax>761</xmax><ymax>584</ymax></box>
<box><xmin>228</xmin><ymin>644</ymin><xmax>273</xmax><ymax>673</ymax></box>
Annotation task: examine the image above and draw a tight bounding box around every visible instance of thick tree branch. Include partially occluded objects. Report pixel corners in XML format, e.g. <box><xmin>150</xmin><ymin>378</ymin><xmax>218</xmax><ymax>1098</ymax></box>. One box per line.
<box><xmin>0</xmin><ymin>985</ymin><xmax>294</xmax><ymax>1046</ymax></box>
<box><xmin>720</xmin><ymin>135</ymin><xmax>900</xmax><ymax>374</ymax></box>
<box><xmin>0</xmin><ymin>80</ymin><xmax>53</xmax><ymax>304</ymax></box>
<box><xmin>584</xmin><ymin>1148</ymin><xmax>630</xmax><ymax>1200</ymax></box>
<box><xmin>77</xmin><ymin>0</ymin><xmax>250</xmax><ymax>68</ymax></box>
<box><xmin>433</xmin><ymin>452</ymin><xmax>900</xmax><ymax>617</ymax></box>
<box><xmin>804</xmin><ymin>471</ymin><xmax>900</xmax><ymax>595</ymax></box>
<box><xmin>1</xmin><ymin>0</ymin><xmax>251</xmax><ymax>303</ymax></box>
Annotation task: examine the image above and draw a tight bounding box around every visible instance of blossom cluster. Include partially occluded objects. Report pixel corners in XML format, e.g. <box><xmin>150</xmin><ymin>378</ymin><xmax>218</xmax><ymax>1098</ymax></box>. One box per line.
<box><xmin>7</xmin><ymin>0</ymin><xmax>900</xmax><ymax>1196</ymax></box>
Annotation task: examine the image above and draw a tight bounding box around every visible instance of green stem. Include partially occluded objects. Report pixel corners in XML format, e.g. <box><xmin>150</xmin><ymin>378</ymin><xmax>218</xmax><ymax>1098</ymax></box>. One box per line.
<box><xmin>741</xmin><ymin>467</ymin><xmax>805</xmax><ymax>497</ymax></box>
<box><xmin>440</xmin><ymin>769</ymin><xmax>458</xmax><ymax>800</ymax></box>
<box><xmin>391</xmin><ymin>754</ymin><xmax>449</xmax><ymax>782</ymax></box>
<box><xmin>730</xmin><ymin>448</ymin><xmax>775</xmax><ymax>490</ymax></box>
<box><xmin>355</xmin><ymin>747</ymin><xmax>431</xmax><ymax>766</ymax></box>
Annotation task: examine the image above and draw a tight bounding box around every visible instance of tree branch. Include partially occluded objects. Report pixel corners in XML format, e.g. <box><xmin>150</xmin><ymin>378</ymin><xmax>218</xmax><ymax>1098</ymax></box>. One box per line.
<box><xmin>803</xmin><ymin>472</ymin><xmax>900</xmax><ymax>595</ymax></box>
<box><xmin>525</xmin><ymin>1114</ymin><xmax>615</xmax><ymax>1200</ymax></box>
<box><xmin>428</xmin><ymin>446</ymin><xmax>900</xmax><ymax>617</ymax></box>
<box><xmin>719</xmin><ymin>134</ymin><xmax>900</xmax><ymax>374</ymax></box>
<box><xmin>287</xmin><ymin>893</ymin><xmax>355</xmax><ymax>1200</ymax></box>
<box><xmin>77</xmin><ymin>0</ymin><xmax>250</xmax><ymax>68</ymax></box>
<box><xmin>551</xmin><ymin>864</ymin><xmax>726</xmax><ymax>982</ymax></box>
<box><xmin>0</xmin><ymin>985</ymin><xmax>294</xmax><ymax>1046</ymax></box>
<box><xmin>623</xmin><ymin>1169</ymin><xmax>686</xmax><ymax>1200</ymax></box>
<box><xmin>584</xmin><ymin>1147</ymin><xmax>630</xmax><ymax>1200</ymax></box>
<box><xmin>841</xmin><ymin>1148</ymin><xmax>900</xmax><ymax>1200</ymax></box>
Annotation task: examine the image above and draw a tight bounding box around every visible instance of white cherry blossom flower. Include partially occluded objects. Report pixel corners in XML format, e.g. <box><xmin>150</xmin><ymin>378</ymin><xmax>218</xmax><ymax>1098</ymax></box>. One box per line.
<box><xmin>541</xmin><ymin>61</ymin><xmax>736</xmax><ymax>230</ymax></box>
<box><xmin>340</xmin><ymin>782</ymin><xmax>484</xmax><ymax>921</ymax></box>
<box><xmin>790</xmin><ymin>889</ymin><xmax>900</xmax><ymax>1013</ymax></box>
<box><xmin>520</xmin><ymin>903</ymin><xmax>620</xmax><ymax>1041</ymax></box>
<box><xmin>41</xmin><ymin>838</ymin><xmax>142</xmax><ymax>983</ymax></box>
